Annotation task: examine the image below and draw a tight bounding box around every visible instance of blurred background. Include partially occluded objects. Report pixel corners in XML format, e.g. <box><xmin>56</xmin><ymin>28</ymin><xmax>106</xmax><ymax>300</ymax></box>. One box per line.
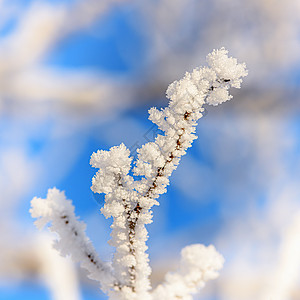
<box><xmin>0</xmin><ymin>0</ymin><xmax>300</xmax><ymax>299</ymax></box>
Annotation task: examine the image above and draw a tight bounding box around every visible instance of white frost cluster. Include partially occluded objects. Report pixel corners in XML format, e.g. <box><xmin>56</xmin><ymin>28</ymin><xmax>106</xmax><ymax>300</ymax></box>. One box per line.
<box><xmin>152</xmin><ymin>244</ymin><xmax>224</xmax><ymax>300</ymax></box>
<box><xmin>31</xmin><ymin>48</ymin><xmax>247</xmax><ymax>299</ymax></box>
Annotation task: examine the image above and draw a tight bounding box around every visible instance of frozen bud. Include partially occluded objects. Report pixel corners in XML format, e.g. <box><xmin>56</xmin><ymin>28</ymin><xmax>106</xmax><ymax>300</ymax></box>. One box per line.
<box><xmin>90</xmin><ymin>143</ymin><xmax>132</xmax><ymax>175</ymax></box>
<box><xmin>206</xmin><ymin>47</ymin><xmax>248</xmax><ymax>88</ymax></box>
<box><xmin>206</xmin><ymin>87</ymin><xmax>232</xmax><ymax>106</ymax></box>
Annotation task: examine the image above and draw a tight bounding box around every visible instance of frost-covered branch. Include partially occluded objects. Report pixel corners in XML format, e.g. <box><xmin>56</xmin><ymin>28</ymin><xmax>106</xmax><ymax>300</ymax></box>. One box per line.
<box><xmin>30</xmin><ymin>188</ymin><xmax>116</xmax><ymax>293</ymax></box>
<box><xmin>31</xmin><ymin>48</ymin><xmax>247</xmax><ymax>299</ymax></box>
<box><xmin>90</xmin><ymin>47</ymin><xmax>247</xmax><ymax>298</ymax></box>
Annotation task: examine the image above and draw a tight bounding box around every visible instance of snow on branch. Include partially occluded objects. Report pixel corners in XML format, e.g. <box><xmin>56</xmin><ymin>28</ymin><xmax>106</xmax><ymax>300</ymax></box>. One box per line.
<box><xmin>30</xmin><ymin>188</ymin><xmax>116</xmax><ymax>293</ymax></box>
<box><xmin>31</xmin><ymin>48</ymin><xmax>247</xmax><ymax>299</ymax></box>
